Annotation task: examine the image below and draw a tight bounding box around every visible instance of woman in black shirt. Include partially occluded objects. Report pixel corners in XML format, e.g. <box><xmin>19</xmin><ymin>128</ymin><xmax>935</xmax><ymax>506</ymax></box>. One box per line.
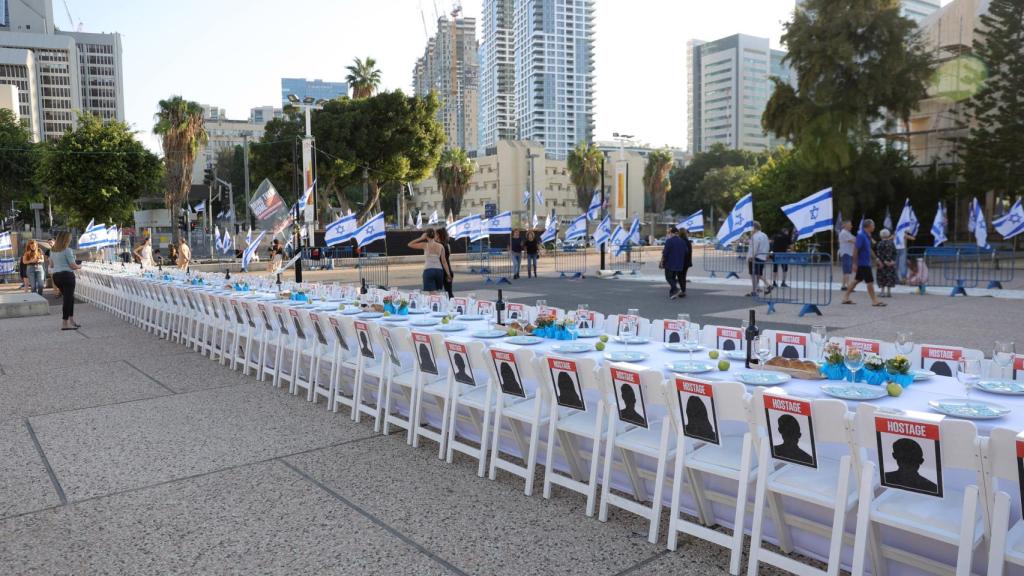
<box><xmin>524</xmin><ymin>230</ymin><xmax>540</xmax><ymax>278</ymax></box>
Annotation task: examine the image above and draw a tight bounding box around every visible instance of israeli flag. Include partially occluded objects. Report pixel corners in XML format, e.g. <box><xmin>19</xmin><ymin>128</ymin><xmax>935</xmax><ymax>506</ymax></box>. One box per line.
<box><xmin>994</xmin><ymin>197</ymin><xmax>1024</xmax><ymax>240</ymax></box>
<box><xmin>972</xmin><ymin>197</ymin><xmax>989</xmax><ymax>249</ymax></box>
<box><xmin>325</xmin><ymin>213</ymin><xmax>358</xmax><ymax>246</ymax></box>
<box><xmin>102</xmin><ymin>225</ymin><xmax>120</xmax><ymax>248</ymax></box>
<box><xmin>616</xmin><ymin>215</ymin><xmax>642</xmax><ymax>256</ymax></box>
<box><xmin>451</xmin><ymin>214</ymin><xmax>479</xmax><ymax>240</ymax></box>
<box><xmin>354</xmin><ymin>212</ymin><xmax>386</xmax><ymax>248</ymax></box>
<box><xmin>894</xmin><ymin>199</ymin><xmax>917</xmax><ymax>250</ymax></box>
<box><xmin>565</xmin><ymin>213</ymin><xmax>588</xmax><ymax>241</ymax></box>
<box><xmin>715</xmin><ymin>194</ymin><xmax>753</xmax><ymax>247</ymax></box>
<box><xmin>535</xmin><ymin>190</ymin><xmax>545</xmax><ymax>207</ymax></box>
<box><xmin>471</xmin><ymin>216</ymin><xmax>489</xmax><ymax>242</ymax></box>
<box><xmin>298</xmin><ymin>179</ymin><xmax>315</xmax><ymax>213</ymax></box>
<box><xmin>242</xmin><ymin>230</ymin><xmax>266</xmax><ymax>270</ymax></box>
<box><xmin>533</xmin><ymin>213</ymin><xmax>539</xmax><ymax>229</ymax></box>
<box><xmin>194</xmin><ymin>201</ymin><xmax>205</xmax><ymax>213</ymax></box>
<box><xmin>220</xmin><ymin>230</ymin><xmax>233</xmax><ymax>254</ymax></box>
<box><xmin>0</xmin><ymin>231</ymin><xmax>12</xmax><ymax>251</ymax></box>
<box><xmin>85</xmin><ymin>218</ymin><xmax>104</xmax><ymax>233</ymax></box>
<box><xmin>489</xmin><ymin>211</ymin><xmax>512</xmax><ymax>235</ymax></box>
<box><xmin>609</xmin><ymin>225</ymin><xmax>626</xmax><ymax>249</ymax></box>
<box><xmin>592</xmin><ymin>215</ymin><xmax>612</xmax><ymax>247</ymax></box>
<box><xmin>214</xmin><ymin>226</ymin><xmax>222</xmax><ymax>248</ymax></box>
<box><xmin>522</xmin><ymin>190</ymin><xmax>531</xmax><ymax>207</ymax></box>
<box><xmin>415</xmin><ymin>212</ymin><xmax>423</xmax><ymax>230</ymax></box>
<box><xmin>586</xmin><ymin>191</ymin><xmax>602</xmax><ymax>221</ymax></box>
<box><xmin>79</xmin><ymin>223</ymin><xmax>107</xmax><ymax>249</ymax></box>
<box><xmin>541</xmin><ymin>215</ymin><xmax>558</xmax><ymax>243</ymax></box>
<box><xmin>246</xmin><ymin>227</ymin><xmax>252</xmax><ymax>245</ymax></box>
<box><xmin>931</xmin><ymin>202</ymin><xmax>948</xmax><ymax>246</ymax></box>
<box><xmin>428</xmin><ymin>210</ymin><xmax>439</xmax><ymax>225</ymax></box>
<box><xmin>782</xmin><ymin>187</ymin><xmax>833</xmax><ymax>240</ymax></box>
<box><xmin>676</xmin><ymin>209</ymin><xmax>704</xmax><ymax>234</ymax></box>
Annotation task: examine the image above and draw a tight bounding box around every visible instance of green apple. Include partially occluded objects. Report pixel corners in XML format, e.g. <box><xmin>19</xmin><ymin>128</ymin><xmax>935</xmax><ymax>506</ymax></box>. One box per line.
<box><xmin>441</xmin><ymin>316</ymin><xmax>450</xmax><ymax>325</ymax></box>
<box><xmin>595</xmin><ymin>342</ymin><xmax>606</xmax><ymax>351</ymax></box>
<box><xmin>718</xmin><ymin>360</ymin><xmax>730</xmax><ymax>371</ymax></box>
<box><xmin>709</xmin><ymin>350</ymin><xmax>720</xmax><ymax>360</ymax></box>
<box><xmin>599</xmin><ymin>335</ymin><xmax>609</xmax><ymax>343</ymax></box>
<box><xmin>886</xmin><ymin>382</ymin><xmax>903</xmax><ymax>397</ymax></box>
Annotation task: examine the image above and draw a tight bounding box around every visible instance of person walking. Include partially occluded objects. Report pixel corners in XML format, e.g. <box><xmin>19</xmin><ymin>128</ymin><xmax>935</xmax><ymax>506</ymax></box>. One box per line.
<box><xmin>746</xmin><ymin>221</ymin><xmax>772</xmax><ymax>297</ymax></box>
<box><xmin>661</xmin><ymin>226</ymin><xmax>690</xmax><ymax>299</ymax></box>
<box><xmin>48</xmin><ymin>231</ymin><xmax>82</xmax><ymax>330</ymax></box>
<box><xmin>18</xmin><ymin>244</ymin><xmax>30</xmax><ymax>292</ymax></box>
<box><xmin>837</xmin><ymin>220</ymin><xmax>855</xmax><ymax>290</ymax></box>
<box><xmin>268</xmin><ymin>239</ymin><xmax>284</xmax><ymax>272</ymax></box>
<box><xmin>875</xmin><ymin>229</ymin><xmax>898</xmax><ymax>297</ymax></box>
<box><xmin>897</xmin><ymin>228</ymin><xmax>916</xmax><ymax>283</ymax></box>
<box><xmin>436</xmin><ymin>227</ymin><xmax>454</xmax><ymax>298</ymax></box>
<box><xmin>21</xmin><ymin>240</ymin><xmax>45</xmax><ymax>296</ymax></box>
<box><xmin>133</xmin><ymin>236</ymin><xmax>154</xmax><ymax>269</ymax></box>
<box><xmin>408</xmin><ymin>228</ymin><xmax>451</xmax><ymax>293</ymax></box>
<box><xmin>524</xmin><ymin>230</ymin><xmax>540</xmax><ymax>278</ymax></box>
<box><xmin>510</xmin><ymin>228</ymin><xmax>523</xmax><ymax>279</ymax></box>
<box><xmin>842</xmin><ymin>218</ymin><xmax>885</xmax><ymax>306</ymax></box>
<box><xmin>176</xmin><ymin>238</ymin><xmax>191</xmax><ymax>271</ymax></box>
<box><xmin>770</xmin><ymin>227</ymin><xmax>792</xmax><ymax>288</ymax></box>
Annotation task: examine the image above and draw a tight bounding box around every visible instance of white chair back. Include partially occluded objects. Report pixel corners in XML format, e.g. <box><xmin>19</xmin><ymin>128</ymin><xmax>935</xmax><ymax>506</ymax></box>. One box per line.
<box><xmin>651</xmin><ymin>318</ymin><xmax>699</xmax><ymax>344</ymax></box>
<box><xmin>604</xmin><ymin>314</ymin><xmax>653</xmax><ymax>338</ymax></box>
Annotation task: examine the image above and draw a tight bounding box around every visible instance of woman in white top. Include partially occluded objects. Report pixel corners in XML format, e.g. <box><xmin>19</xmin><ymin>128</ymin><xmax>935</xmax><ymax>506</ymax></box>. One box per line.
<box><xmin>408</xmin><ymin>229</ymin><xmax>451</xmax><ymax>293</ymax></box>
<box><xmin>133</xmin><ymin>236</ymin><xmax>154</xmax><ymax>269</ymax></box>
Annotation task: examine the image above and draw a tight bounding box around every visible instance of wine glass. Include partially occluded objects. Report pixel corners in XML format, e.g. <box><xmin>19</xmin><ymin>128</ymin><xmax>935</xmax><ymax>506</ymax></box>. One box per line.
<box><xmin>844</xmin><ymin>347</ymin><xmax>865</xmax><ymax>383</ymax></box>
<box><xmin>958</xmin><ymin>358</ymin><xmax>982</xmax><ymax>401</ymax></box>
<box><xmin>756</xmin><ymin>335</ymin><xmax>772</xmax><ymax>373</ymax></box>
<box><xmin>994</xmin><ymin>341</ymin><xmax>1015</xmax><ymax>379</ymax></box>
<box><xmin>684</xmin><ymin>323</ymin><xmax>701</xmax><ymax>361</ymax></box>
<box><xmin>535</xmin><ymin>299</ymin><xmax>547</xmax><ymax>320</ymax></box>
<box><xmin>895</xmin><ymin>331</ymin><xmax>914</xmax><ymax>356</ymax></box>
<box><xmin>678</xmin><ymin>313</ymin><xmax>690</xmax><ymax>326</ymax></box>
<box><xmin>810</xmin><ymin>325</ymin><xmax>827</xmax><ymax>362</ymax></box>
<box><xmin>468</xmin><ymin>292</ymin><xmax>478</xmax><ymax>315</ymax></box>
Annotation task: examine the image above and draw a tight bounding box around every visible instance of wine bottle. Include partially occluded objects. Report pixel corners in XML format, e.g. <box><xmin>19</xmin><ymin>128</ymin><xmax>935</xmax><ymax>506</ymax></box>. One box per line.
<box><xmin>496</xmin><ymin>289</ymin><xmax>505</xmax><ymax>326</ymax></box>
<box><xmin>360</xmin><ymin>278</ymin><xmax>368</xmax><ymax>295</ymax></box>
<box><xmin>744</xmin><ymin>309</ymin><xmax>759</xmax><ymax>369</ymax></box>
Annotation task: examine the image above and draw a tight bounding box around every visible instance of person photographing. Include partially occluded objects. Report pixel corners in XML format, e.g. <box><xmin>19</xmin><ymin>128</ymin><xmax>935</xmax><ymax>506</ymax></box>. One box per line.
<box><xmin>408</xmin><ymin>228</ymin><xmax>452</xmax><ymax>293</ymax></box>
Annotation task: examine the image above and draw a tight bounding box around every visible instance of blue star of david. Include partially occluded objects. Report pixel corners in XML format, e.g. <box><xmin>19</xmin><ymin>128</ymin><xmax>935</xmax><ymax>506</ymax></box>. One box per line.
<box><xmin>809</xmin><ymin>206</ymin><xmax>820</xmax><ymax>220</ymax></box>
<box><xmin>365</xmin><ymin>225</ymin><xmax>374</xmax><ymax>233</ymax></box>
<box><xmin>1010</xmin><ymin>214</ymin><xmax>1023</xmax><ymax>225</ymax></box>
<box><xmin>734</xmin><ymin>213</ymin><xmax>744</xmax><ymax>226</ymax></box>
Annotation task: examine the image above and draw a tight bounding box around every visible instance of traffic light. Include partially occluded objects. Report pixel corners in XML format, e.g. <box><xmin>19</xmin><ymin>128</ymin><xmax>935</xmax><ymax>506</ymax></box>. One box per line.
<box><xmin>203</xmin><ymin>166</ymin><xmax>215</xmax><ymax>187</ymax></box>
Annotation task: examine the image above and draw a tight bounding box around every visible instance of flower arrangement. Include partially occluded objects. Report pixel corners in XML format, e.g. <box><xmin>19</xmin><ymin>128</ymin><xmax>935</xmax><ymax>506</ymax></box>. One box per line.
<box><xmin>382</xmin><ymin>296</ymin><xmax>410</xmax><ymax>315</ymax></box>
<box><xmin>885</xmin><ymin>355</ymin><xmax>913</xmax><ymax>387</ymax></box>
<box><xmin>531</xmin><ymin>315</ymin><xmax>576</xmax><ymax>340</ymax></box>
<box><xmin>819</xmin><ymin>342</ymin><xmax>849</xmax><ymax>380</ymax></box>
<box><xmin>860</xmin><ymin>354</ymin><xmax>888</xmax><ymax>385</ymax></box>
<box><xmin>823</xmin><ymin>342</ymin><xmax>843</xmax><ymax>365</ymax></box>
<box><xmin>534</xmin><ymin>315</ymin><xmax>557</xmax><ymax>329</ymax></box>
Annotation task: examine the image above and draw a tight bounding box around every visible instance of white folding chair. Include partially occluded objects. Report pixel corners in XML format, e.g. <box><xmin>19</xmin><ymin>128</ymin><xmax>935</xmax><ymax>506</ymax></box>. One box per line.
<box><xmin>651</xmin><ymin>318</ymin><xmax>699</xmax><ymax>344</ymax></box>
<box><xmin>257</xmin><ymin>303</ymin><xmax>286</xmax><ymax>384</ymax></box>
<box><xmin>541</xmin><ymin>355</ymin><xmax>606</xmax><ymax>517</ymax></box>
<box><xmin>485</xmin><ymin>346</ymin><xmax>544</xmax><ymax>495</ymax></box>
<box><xmin>573</xmin><ymin>309</ymin><xmax>605</xmax><ymax>331</ymax></box>
<box><xmin>604</xmin><ymin>314</ymin><xmax>653</xmax><ymax>338</ymax></box>
<box><xmin>352</xmin><ymin>320</ymin><xmax>386</xmax><ymax>430</ymax></box>
<box><xmin>304</xmin><ymin>311</ymin><xmax>336</xmax><ymax>404</ymax></box>
<box><xmin>666</xmin><ymin>378</ymin><xmax>755</xmax><ymax>576</ymax></box>
<box><xmin>443</xmin><ymin>338</ymin><xmax>496</xmax><ymax>477</ymax></box>
<box><xmin>747</xmin><ymin>388</ymin><xmax>857</xmax><ymax>576</ymax></box>
<box><xmin>598</xmin><ymin>363</ymin><xmax>676</xmax><ymax>543</ymax></box>
<box><xmin>912</xmin><ymin>344</ymin><xmax>985</xmax><ymax>378</ymax></box>
<box><xmin>411</xmin><ymin>330</ymin><xmax>454</xmax><ymax>457</ymax></box>
<box><xmin>832</xmin><ymin>336</ymin><xmax>892</xmax><ymax>358</ymax></box>
<box><xmin>268</xmin><ymin>305</ymin><xmax>301</xmax><ymax>390</ymax></box>
<box><xmin>287</xmin><ymin>307</ymin><xmax>318</xmax><ymax>400</ymax></box>
<box><xmin>504</xmin><ymin>303</ymin><xmax>534</xmax><ymax>324</ymax></box>
<box><xmin>379</xmin><ymin>324</ymin><xmax>419</xmax><ymax>441</ymax></box>
<box><xmin>235</xmin><ymin>299</ymin><xmax>265</xmax><ymax>375</ymax></box>
<box><xmin>762</xmin><ymin>329</ymin><xmax>812</xmax><ymax>360</ymax></box>
<box><xmin>986</xmin><ymin>427</ymin><xmax>1024</xmax><ymax>576</ymax></box>
<box><xmin>701</xmin><ymin>324</ymin><xmax>747</xmax><ymax>353</ymax></box>
<box><xmin>850</xmin><ymin>404</ymin><xmax>986</xmax><ymax>576</ymax></box>
<box><xmin>328</xmin><ymin>315</ymin><xmax>361</xmax><ymax>416</ymax></box>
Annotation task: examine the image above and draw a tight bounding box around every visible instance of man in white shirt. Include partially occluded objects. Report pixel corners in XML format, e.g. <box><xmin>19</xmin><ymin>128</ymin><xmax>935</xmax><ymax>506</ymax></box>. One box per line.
<box><xmin>747</xmin><ymin>221</ymin><xmax>772</xmax><ymax>297</ymax></box>
<box><xmin>837</xmin><ymin>220</ymin><xmax>855</xmax><ymax>290</ymax></box>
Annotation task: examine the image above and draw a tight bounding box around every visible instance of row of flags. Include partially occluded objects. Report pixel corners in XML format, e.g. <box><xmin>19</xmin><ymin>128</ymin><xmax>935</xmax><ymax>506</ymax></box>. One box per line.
<box><xmin>78</xmin><ymin>219</ymin><xmax>121</xmax><ymax>249</ymax></box>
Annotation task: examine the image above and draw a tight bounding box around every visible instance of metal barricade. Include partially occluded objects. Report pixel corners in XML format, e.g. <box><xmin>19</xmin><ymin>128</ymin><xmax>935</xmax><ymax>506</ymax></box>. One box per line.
<box><xmin>608</xmin><ymin>244</ymin><xmax>644</xmax><ymax>275</ymax></box>
<box><xmin>466</xmin><ymin>239</ymin><xmax>489</xmax><ymax>274</ymax></box>
<box><xmin>554</xmin><ymin>246</ymin><xmax>587</xmax><ymax>279</ymax></box>
<box><xmin>753</xmin><ymin>252</ymin><xmax>833</xmax><ymax>316</ymax></box>
<box><xmin>703</xmin><ymin>244</ymin><xmax>749</xmax><ymax>279</ymax></box>
<box><xmin>357</xmin><ymin>252</ymin><xmax>389</xmax><ymax>287</ymax></box>
<box><xmin>923</xmin><ymin>246</ymin><xmax>1017</xmax><ymax>296</ymax></box>
<box><xmin>482</xmin><ymin>247</ymin><xmax>512</xmax><ymax>284</ymax></box>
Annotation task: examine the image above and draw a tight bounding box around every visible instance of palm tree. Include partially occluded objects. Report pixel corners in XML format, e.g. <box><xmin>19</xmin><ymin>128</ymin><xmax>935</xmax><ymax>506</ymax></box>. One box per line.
<box><xmin>154</xmin><ymin>96</ymin><xmax>207</xmax><ymax>244</ymax></box>
<box><xmin>643</xmin><ymin>148</ymin><xmax>675</xmax><ymax>214</ymax></box>
<box><xmin>436</xmin><ymin>148</ymin><xmax>475</xmax><ymax>219</ymax></box>
<box><xmin>346</xmin><ymin>57</ymin><xmax>382</xmax><ymax>99</ymax></box>
<box><xmin>566</xmin><ymin>142</ymin><xmax>603</xmax><ymax>211</ymax></box>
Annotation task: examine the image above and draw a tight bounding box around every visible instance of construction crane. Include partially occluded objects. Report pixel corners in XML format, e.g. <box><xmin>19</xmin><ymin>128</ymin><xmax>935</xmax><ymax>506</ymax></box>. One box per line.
<box><xmin>61</xmin><ymin>0</ymin><xmax>83</xmax><ymax>32</ymax></box>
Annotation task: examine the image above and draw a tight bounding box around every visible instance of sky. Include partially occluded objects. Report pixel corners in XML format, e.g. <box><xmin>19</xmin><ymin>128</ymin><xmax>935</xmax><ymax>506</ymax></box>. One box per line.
<box><xmin>66</xmin><ymin>0</ymin><xmax>817</xmax><ymax>152</ymax></box>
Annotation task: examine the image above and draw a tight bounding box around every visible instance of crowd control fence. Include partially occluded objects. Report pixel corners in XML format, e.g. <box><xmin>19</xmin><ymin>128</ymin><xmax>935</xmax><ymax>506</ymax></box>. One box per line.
<box><xmin>916</xmin><ymin>246</ymin><xmax>1018</xmax><ymax>296</ymax></box>
<box><xmin>753</xmin><ymin>252</ymin><xmax>833</xmax><ymax>316</ymax></box>
<box><xmin>608</xmin><ymin>244</ymin><xmax>644</xmax><ymax>275</ymax></box>
<box><xmin>554</xmin><ymin>245</ymin><xmax>587</xmax><ymax>279</ymax></box>
<box><xmin>357</xmin><ymin>252</ymin><xmax>389</xmax><ymax>289</ymax></box>
<box><xmin>703</xmin><ymin>244</ymin><xmax>749</xmax><ymax>279</ymax></box>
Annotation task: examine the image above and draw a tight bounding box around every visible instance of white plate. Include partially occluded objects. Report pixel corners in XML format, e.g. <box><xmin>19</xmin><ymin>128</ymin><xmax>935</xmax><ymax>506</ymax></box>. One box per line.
<box><xmin>472</xmin><ymin>330</ymin><xmax>507</xmax><ymax>339</ymax></box>
<box><xmin>457</xmin><ymin>314</ymin><xmax>485</xmax><ymax>321</ymax></box>
<box><xmin>506</xmin><ymin>336</ymin><xmax>543</xmax><ymax>346</ymax></box>
<box><xmin>576</xmin><ymin>329</ymin><xmax>602</xmax><ymax>338</ymax></box>
<box><xmin>613</xmin><ymin>336</ymin><xmax>649</xmax><ymax>345</ymax></box>
<box><xmin>928</xmin><ymin>398</ymin><xmax>1010</xmax><ymax>420</ymax></box>
<box><xmin>913</xmin><ymin>369</ymin><xmax>935</xmax><ymax>381</ymax></box>
<box><xmin>736</xmin><ymin>372</ymin><xmax>791</xmax><ymax>386</ymax></box>
<box><xmin>976</xmin><ymin>380</ymin><xmax>1024</xmax><ymax>396</ymax></box>
<box><xmin>410</xmin><ymin>319</ymin><xmax>441</xmax><ymax>327</ymax></box>
<box><xmin>604</xmin><ymin>351</ymin><xmax>650</xmax><ymax>362</ymax></box>
<box><xmin>357</xmin><ymin>312</ymin><xmax>384</xmax><ymax>319</ymax></box>
<box><xmin>341</xmin><ymin>308</ymin><xmax>363</xmax><ymax>315</ymax></box>
<box><xmin>551</xmin><ymin>343</ymin><xmax>594</xmax><ymax>354</ymax></box>
<box><xmin>664</xmin><ymin>343</ymin><xmax>704</xmax><ymax>353</ymax></box>
<box><xmin>726</xmin><ymin>350</ymin><xmax>748</xmax><ymax>361</ymax></box>
<box><xmin>820</xmin><ymin>384</ymin><xmax>890</xmax><ymax>401</ymax></box>
<box><xmin>665</xmin><ymin>361</ymin><xmax>716</xmax><ymax>374</ymax></box>
<box><xmin>406</xmin><ymin>309</ymin><xmax>428</xmax><ymax>315</ymax></box>
<box><xmin>383</xmin><ymin>316</ymin><xmax>408</xmax><ymax>322</ymax></box>
<box><xmin>437</xmin><ymin>323</ymin><xmax>466</xmax><ymax>332</ymax></box>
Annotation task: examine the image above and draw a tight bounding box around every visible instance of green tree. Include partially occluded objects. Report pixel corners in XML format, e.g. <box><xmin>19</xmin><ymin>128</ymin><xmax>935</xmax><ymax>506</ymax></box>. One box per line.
<box><xmin>764</xmin><ymin>0</ymin><xmax>933</xmax><ymax>174</ymax></box>
<box><xmin>566</xmin><ymin>142</ymin><xmax>603</xmax><ymax>211</ymax></box>
<box><xmin>697</xmin><ymin>165</ymin><xmax>755</xmax><ymax>226</ymax></box>
<box><xmin>0</xmin><ymin>108</ymin><xmax>38</xmax><ymax>221</ymax></box>
<box><xmin>250</xmin><ymin>107</ymin><xmax>303</xmax><ymax>203</ymax></box>
<box><xmin>314</xmin><ymin>90</ymin><xmax>445</xmax><ymax>219</ymax></box>
<box><xmin>346</xmin><ymin>57</ymin><xmax>382</xmax><ymax>99</ymax></box>
<box><xmin>667</xmin><ymin>144</ymin><xmax>760</xmax><ymax>215</ymax></box>
<box><xmin>154</xmin><ymin>97</ymin><xmax>207</xmax><ymax>244</ymax></box>
<box><xmin>961</xmin><ymin>0</ymin><xmax>1024</xmax><ymax>200</ymax></box>
<box><xmin>643</xmin><ymin>148</ymin><xmax>675</xmax><ymax>214</ymax></box>
<box><xmin>436</xmin><ymin>147</ymin><xmax>475</xmax><ymax>218</ymax></box>
<box><xmin>36</xmin><ymin>113</ymin><xmax>163</xmax><ymax>227</ymax></box>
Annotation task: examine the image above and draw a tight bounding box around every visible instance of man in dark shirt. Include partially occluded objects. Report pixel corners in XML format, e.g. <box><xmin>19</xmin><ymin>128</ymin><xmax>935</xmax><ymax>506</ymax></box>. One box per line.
<box><xmin>770</xmin><ymin>228</ymin><xmax>792</xmax><ymax>287</ymax></box>
<box><xmin>661</xmin><ymin>227</ymin><xmax>692</xmax><ymax>299</ymax></box>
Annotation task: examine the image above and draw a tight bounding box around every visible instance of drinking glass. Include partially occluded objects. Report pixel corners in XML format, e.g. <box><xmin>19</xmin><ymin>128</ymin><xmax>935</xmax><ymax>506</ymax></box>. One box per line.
<box><xmin>810</xmin><ymin>325</ymin><xmax>827</xmax><ymax>362</ymax></box>
<box><xmin>895</xmin><ymin>331</ymin><xmax>914</xmax><ymax>356</ymax></box>
<box><xmin>756</xmin><ymin>335</ymin><xmax>772</xmax><ymax>372</ymax></box>
<box><xmin>678</xmin><ymin>313</ymin><xmax>690</xmax><ymax>325</ymax></box>
<box><xmin>994</xmin><ymin>341</ymin><xmax>1015</xmax><ymax>379</ymax></box>
<box><xmin>958</xmin><ymin>359</ymin><xmax>982</xmax><ymax>400</ymax></box>
<box><xmin>844</xmin><ymin>347</ymin><xmax>865</xmax><ymax>383</ymax></box>
<box><xmin>468</xmin><ymin>292</ymin><xmax>477</xmax><ymax>315</ymax></box>
<box><xmin>684</xmin><ymin>323</ymin><xmax>701</xmax><ymax>361</ymax></box>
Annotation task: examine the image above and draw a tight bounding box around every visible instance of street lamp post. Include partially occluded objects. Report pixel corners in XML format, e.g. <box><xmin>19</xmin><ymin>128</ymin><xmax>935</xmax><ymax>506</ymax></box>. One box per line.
<box><xmin>527</xmin><ymin>151</ymin><xmax>539</xmax><ymax>227</ymax></box>
<box><xmin>287</xmin><ymin>94</ymin><xmax>327</xmax><ymax>282</ymax></box>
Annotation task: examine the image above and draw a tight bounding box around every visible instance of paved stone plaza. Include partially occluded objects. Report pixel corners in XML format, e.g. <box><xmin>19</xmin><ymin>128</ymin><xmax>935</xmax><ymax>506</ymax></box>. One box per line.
<box><xmin>1</xmin><ymin>273</ymin><xmax>1020</xmax><ymax>574</ymax></box>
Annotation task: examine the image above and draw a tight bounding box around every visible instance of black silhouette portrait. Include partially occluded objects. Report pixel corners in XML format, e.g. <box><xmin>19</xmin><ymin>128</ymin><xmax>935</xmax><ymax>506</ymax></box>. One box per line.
<box><xmin>499</xmin><ymin>362</ymin><xmax>525</xmax><ymax>397</ymax></box>
<box><xmin>772</xmin><ymin>414</ymin><xmax>814</xmax><ymax>466</ymax></box>
<box><xmin>617</xmin><ymin>383</ymin><xmax>647</xmax><ymax>427</ymax></box>
<box><xmin>668</xmin><ymin>332</ymin><xmax>681</xmax><ymax>344</ymax></box>
<box><xmin>385</xmin><ymin>336</ymin><xmax>400</xmax><ymax>366</ymax></box>
<box><xmin>277</xmin><ymin>313</ymin><xmax>289</xmax><ymax>335</ymax></box>
<box><xmin>554</xmin><ymin>371</ymin><xmax>585</xmax><ymax>410</ymax></box>
<box><xmin>453</xmin><ymin>353</ymin><xmax>475</xmax><ymax>385</ymax></box>
<box><xmin>454</xmin><ymin>304</ymin><xmax>466</xmax><ymax>315</ymax></box>
<box><xmin>418</xmin><ymin>343</ymin><xmax>437</xmax><ymax>374</ymax></box>
<box><xmin>883</xmin><ymin>438</ymin><xmax>939</xmax><ymax>494</ymax></box>
<box><xmin>509</xmin><ymin>309</ymin><xmax>521</xmax><ymax>320</ymax></box>
<box><xmin>683</xmin><ymin>395</ymin><xmax>717</xmax><ymax>443</ymax></box>
<box><xmin>926</xmin><ymin>360</ymin><xmax>953</xmax><ymax>377</ymax></box>
<box><xmin>722</xmin><ymin>339</ymin><xmax>736</xmax><ymax>351</ymax></box>
<box><xmin>292</xmin><ymin>316</ymin><xmax>306</xmax><ymax>340</ymax></box>
<box><xmin>781</xmin><ymin>345</ymin><xmax>800</xmax><ymax>359</ymax></box>
<box><xmin>431</xmin><ymin>301</ymin><xmax>440</xmax><ymax>312</ymax></box>
<box><xmin>578</xmin><ymin>318</ymin><xmax>591</xmax><ymax>329</ymax></box>
<box><xmin>313</xmin><ymin>321</ymin><xmax>327</xmax><ymax>345</ymax></box>
<box><xmin>332</xmin><ymin>325</ymin><xmax>349</xmax><ymax>351</ymax></box>
<box><xmin>359</xmin><ymin>331</ymin><xmax>374</xmax><ymax>359</ymax></box>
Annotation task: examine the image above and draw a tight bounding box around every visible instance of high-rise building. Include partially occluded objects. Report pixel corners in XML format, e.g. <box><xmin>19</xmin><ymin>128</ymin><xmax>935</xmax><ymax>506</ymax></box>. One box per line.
<box><xmin>795</xmin><ymin>0</ymin><xmax>941</xmax><ymax>25</ymax></box>
<box><xmin>478</xmin><ymin>0</ymin><xmax>516</xmax><ymax>155</ymax></box>
<box><xmin>0</xmin><ymin>0</ymin><xmax>124</xmax><ymax>142</ymax></box>
<box><xmin>413</xmin><ymin>14</ymin><xmax>480</xmax><ymax>152</ymax></box>
<box><xmin>512</xmin><ymin>0</ymin><xmax>595</xmax><ymax>160</ymax></box>
<box><xmin>280</xmin><ymin>78</ymin><xmax>348</xmax><ymax>107</ymax></box>
<box><xmin>191</xmin><ymin>105</ymin><xmax>283</xmax><ymax>185</ymax></box>
<box><xmin>687</xmin><ymin>34</ymin><xmax>793</xmax><ymax>154</ymax></box>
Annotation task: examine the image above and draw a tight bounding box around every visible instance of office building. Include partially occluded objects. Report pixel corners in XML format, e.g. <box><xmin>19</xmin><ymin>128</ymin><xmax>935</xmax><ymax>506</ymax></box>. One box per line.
<box><xmin>512</xmin><ymin>0</ymin><xmax>595</xmax><ymax>160</ymax></box>
<box><xmin>477</xmin><ymin>0</ymin><xmax>516</xmax><ymax>154</ymax></box>
<box><xmin>190</xmin><ymin>105</ymin><xmax>282</xmax><ymax>185</ymax></box>
<box><xmin>795</xmin><ymin>0</ymin><xmax>941</xmax><ymax>25</ymax></box>
<box><xmin>0</xmin><ymin>0</ymin><xmax>124</xmax><ymax>142</ymax></box>
<box><xmin>280</xmin><ymin>78</ymin><xmax>348</xmax><ymax>107</ymax></box>
<box><xmin>413</xmin><ymin>14</ymin><xmax>480</xmax><ymax>152</ymax></box>
<box><xmin>0</xmin><ymin>82</ymin><xmax>18</xmax><ymax>118</ymax></box>
<box><xmin>687</xmin><ymin>34</ymin><xmax>793</xmax><ymax>154</ymax></box>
